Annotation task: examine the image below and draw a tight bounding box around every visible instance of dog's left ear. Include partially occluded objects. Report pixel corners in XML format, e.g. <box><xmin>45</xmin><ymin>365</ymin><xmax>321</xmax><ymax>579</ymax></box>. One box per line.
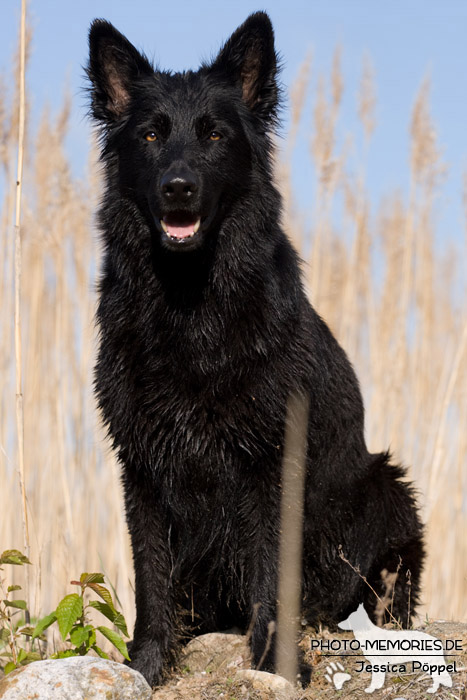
<box><xmin>211</xmin><ymin>12</ymin><xmax>279</xmax><ymax>123</ymax></box>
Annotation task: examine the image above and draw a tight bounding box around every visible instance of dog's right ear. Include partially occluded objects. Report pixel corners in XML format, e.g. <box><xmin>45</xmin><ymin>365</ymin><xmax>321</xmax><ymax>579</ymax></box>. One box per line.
<box><xmin>87</xmin><ymin>20</ymin><xmax>153</xmax><ymax>123</ymax></box>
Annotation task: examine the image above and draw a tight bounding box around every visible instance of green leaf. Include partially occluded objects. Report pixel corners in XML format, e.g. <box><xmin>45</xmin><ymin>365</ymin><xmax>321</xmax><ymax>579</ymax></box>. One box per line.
<box><xmin>111</xmin><ymin>612</ymin><xmax>129</xmax><ymax>638</ymax></box>
<box><xmin>16</xmin><ymin>648</ymin><xmax>27</xmax><ymax>663</ymax></box>
<box><xmin>32</xmin><ymin>612</ymin><xmax>57</xmax><ymax>640</ymax></box>
<box><xmin>80</xmin><ymin>573</ymin><xmax>105</xmax><ymax>585</ymax></box>
<box><xmin>4</xmin><ymin>599</ymin><xmax>27</xmax><ymax>610</ymax></box>
<box><xmin>18</xmin><ymin>626</ymin><xmax>35</xmax><ymax>637</ymax></box>
<box><xmin>97</xmin><ymin>626</ymin><xmax>130</xmax><ymax>660</ymax></box>
<box><xmin>52</xmin><ymin>649</ymin><xmax>80</xmax><ymax>659</ymax></box>
<box><xmin>18</xmin><ymin>651</ymin><xmax>41</xmax><ymax>665</ymax></box>
<box><xmin>0</xmin><ymin>628</ymin><xmax>10</xmax><ymax>643</ymax></box>
<box><xmin>91</xmin><ymin>644</ymin><xmax>109</xmax><ymax>659</ymax></box>
<box><xmin>88</xmin><ymin>627</ymin><xmax>96</xmax><ymax>648</ymax></box>
<box><xmin>87</xmin><ymin>583</ymin><xmax>115</xmax><ymax>610</ymax></box>
<box><xmin>88</xmin><ymin>600</ymin><xmax>116</xmax><ymax>622</ymax></box>
<box><xmin>4</xmin><ymin>661</ymin><xmax>16</xmax><ymax>675</ymax></box>
<box><xmin>7</xmin><ymin>585</ymin><xmax>22</xmax><ymax>593</ymax></box>
<box><xmin>0</xmin><ymin>550</ymin><xmax>31</xmax><ymax>566</ymax></box>
<box><xmin>69</xmin><ymin>624</ymin><xmax>94</xmax><ymax>648</ymax></box>
<box><xmin>87</xmin><ymin>601</ymin><xmax>128</xmax><ymax>636</ymax></box>
<box><xmin>56</xmin><ymin>594</ymin><xmax>83</xmax><ymax>640</ymax></box>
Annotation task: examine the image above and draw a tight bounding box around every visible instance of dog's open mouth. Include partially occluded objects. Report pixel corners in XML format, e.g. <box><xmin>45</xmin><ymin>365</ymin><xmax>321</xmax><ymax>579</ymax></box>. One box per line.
<box><xmin>160</xmin><ymin>213</ymin><xmax>201</xmax><ymax>241</ymax></box>
<box><xmin>156</xmin><ymin>206</ymin><xmax>219</xmax><ymax>251</ymax></box>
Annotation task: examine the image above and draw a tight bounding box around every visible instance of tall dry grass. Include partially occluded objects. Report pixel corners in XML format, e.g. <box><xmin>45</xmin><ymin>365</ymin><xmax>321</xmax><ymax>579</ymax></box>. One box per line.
<box><xmin>281</xmin><ymin>53</ymin><xmax>467</xmax><ymax>621</ymax></box>
<box><xmin>0</xmin><ymin>37</ymin><xmax>466</xmax><ymax>646</ymax></box>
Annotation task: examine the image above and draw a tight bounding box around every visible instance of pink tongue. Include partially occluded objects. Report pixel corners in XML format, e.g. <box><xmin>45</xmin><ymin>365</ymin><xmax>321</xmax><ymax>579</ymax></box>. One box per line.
<box><xmin>164</xmin><ymin>219</ymin><xmax>196</xmax><ymax>239</ymax></box>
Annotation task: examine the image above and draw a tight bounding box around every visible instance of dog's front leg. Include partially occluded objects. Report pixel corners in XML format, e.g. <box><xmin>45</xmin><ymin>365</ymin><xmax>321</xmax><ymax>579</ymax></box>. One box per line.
<box><xmin>365</xmin><ymin>669</ymin><xmax>385</xmax><ymax>693</ymax></box>
<box><xmin>123</xmin><ymin>472</ymin><xmax>178</xmax><ymax>688</ymax></box>
<box><xmin>249</xmin><ymin>582</ymin><xmax>277</xmax><ymax>673</ymax></box>
<box><xmin>244</xmin><ymin>525</ymin><xmax>281</xmax><ymax>675</ymax></box>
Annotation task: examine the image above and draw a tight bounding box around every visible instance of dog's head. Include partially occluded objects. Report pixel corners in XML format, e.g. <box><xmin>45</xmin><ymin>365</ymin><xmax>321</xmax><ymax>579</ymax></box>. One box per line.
<box><xmin>87</xmin><ymin>13</ymin><xmax>280</xmax><ymax>254</ymax></box>
<box><xmin>338</xmin><ymin>603</ymin><xmax>368</xmax><ymax>631</ymax></box>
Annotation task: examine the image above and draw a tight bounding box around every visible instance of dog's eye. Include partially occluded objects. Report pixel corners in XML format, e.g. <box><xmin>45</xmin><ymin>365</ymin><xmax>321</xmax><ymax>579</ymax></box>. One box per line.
<box><xmin>209</xmin><ymin>131</ymin><xmax>222</xmax><ymax>141</ymax></box>
<box><xmin>144</xmin><ymin>132</ymin><xmax>157</xmax><ymax>142</ymax></box>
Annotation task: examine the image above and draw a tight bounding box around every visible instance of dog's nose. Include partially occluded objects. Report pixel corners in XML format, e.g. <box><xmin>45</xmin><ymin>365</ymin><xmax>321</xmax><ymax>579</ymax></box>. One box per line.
<box><xmin>160</xmin><ymin>167</ymin><xmax>198</xmax><ymax>203</ymax></box>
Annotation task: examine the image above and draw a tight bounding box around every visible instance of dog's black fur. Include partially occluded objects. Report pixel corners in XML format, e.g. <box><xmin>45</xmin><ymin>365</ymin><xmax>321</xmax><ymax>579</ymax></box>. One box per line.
<box><xmin>87</xmin><ymin>13</ymin><xmax>424</xmax><ymax>688</ymax></box>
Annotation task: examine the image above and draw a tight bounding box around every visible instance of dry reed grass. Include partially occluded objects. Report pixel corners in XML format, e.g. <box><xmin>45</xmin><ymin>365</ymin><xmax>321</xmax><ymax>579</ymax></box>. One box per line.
<box><xmin>0</xmin><ymin>35</ymin><xmax>466</xmax><ymax>657</ymax></box>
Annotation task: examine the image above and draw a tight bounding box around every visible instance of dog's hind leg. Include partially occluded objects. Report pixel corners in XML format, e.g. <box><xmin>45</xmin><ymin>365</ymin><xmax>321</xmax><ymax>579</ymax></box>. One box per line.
<box><xmin>427</xmin><ymin>671</ymin><xmax>452</xmax><ymax>693</ymax></box>
<box><xmin>363</xmin><ymin>458</ymin><xmax>424</xmax><ymax>626</ymax></box>
<box><xmin>365</xmin><ymin>533</ymin><xmax>424</xmax><ymax>626</ymax></box>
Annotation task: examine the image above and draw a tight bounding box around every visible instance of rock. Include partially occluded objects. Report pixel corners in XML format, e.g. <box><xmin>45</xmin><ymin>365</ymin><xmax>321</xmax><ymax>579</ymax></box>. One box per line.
<box><xmin>182</xmin><ymin>632</ymin><xmax>250</xmax><ymax>672</ymax></box>
<box><xmin>153</xmin><ymin>634</ymin><xmax>298</xmax><ymax>699</ymax></box>
<box><xmin>236</xmin><ymin>669</ymin><xmax>297</xmax><ymax>698</ymax></box>
<box><xmin>0</xmin><ymin>656</ymin><xmax>152</xmax><ymax>699</ymax></box>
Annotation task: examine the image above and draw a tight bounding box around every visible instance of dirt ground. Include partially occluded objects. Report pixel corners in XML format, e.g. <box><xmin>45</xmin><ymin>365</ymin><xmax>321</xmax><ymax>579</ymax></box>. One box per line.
<box><xmin>151</xmin><ymin>621</ymin><xmax>467</xmax><ymax>700</ymax></box>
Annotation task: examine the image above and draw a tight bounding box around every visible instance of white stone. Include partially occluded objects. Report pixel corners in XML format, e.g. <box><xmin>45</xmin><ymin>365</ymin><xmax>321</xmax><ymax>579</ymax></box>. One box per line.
<box><xmin>0</xmin><ymin>656</ymin><xmax>152</xmax><ymax>699</ymax></box>
<box><xmin>236</xmin><ymin>669</ymin><xmax>296</xmax><ymax>698</ymax></box>
<box><xmin>182</xmin><ymin>632</ymin><xmax>250</xmax><ymax>672</ymax></box>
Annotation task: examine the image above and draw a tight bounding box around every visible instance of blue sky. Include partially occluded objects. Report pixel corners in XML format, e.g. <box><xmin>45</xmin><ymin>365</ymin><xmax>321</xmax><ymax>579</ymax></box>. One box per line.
<box><xmin>2</xmin><ymin>0</ymin><xmax>467</xmax><ymax>245</ymax></box>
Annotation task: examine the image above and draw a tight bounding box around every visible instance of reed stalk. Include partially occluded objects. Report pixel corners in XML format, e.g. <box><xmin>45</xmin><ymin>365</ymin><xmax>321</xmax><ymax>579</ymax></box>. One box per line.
<box><xmin>13</xmin><ymin>0</ymin><xmax>30</xmax><ymax>611</ymax></box>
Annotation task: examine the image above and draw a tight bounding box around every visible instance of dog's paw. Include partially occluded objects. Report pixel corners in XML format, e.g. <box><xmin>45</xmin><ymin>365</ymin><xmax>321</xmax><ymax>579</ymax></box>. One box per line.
<box><xmin>126</xmin><ymin>642</ymin><xmax>165</xmax><ymax>688</ymax></box>
<box><xmin>324</xmin><ymin>661</ymin><xmax>351</xmax><ymax>690</ymax></box>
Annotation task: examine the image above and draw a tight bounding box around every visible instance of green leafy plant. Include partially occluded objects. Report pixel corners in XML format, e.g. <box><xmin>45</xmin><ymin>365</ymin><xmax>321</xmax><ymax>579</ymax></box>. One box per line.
<box><xmin>1</xmin><ymin>552</ymin><xmax>130</xmax><ymax>676</ymax></box>
<box><xmin>0</xmin><ymin>549</ymin><xmax>40</xmax><ymax>675</ymax></box>
<box><xmin>33</xmin><ymin>572</ymin><xmax>130</xmax><ymax>661</ymax></box>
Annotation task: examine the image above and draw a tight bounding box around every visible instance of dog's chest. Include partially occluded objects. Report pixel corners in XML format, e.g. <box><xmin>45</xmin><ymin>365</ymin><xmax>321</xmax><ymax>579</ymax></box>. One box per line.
<box><xmin>102</xmin><ymin>332</ymin><xmax>284</xmax><ymax>468</ymax></box>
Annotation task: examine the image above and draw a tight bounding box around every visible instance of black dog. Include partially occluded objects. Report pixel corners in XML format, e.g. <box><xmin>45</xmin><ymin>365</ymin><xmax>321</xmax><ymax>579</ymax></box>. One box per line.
<box><xmin>87</xmin><ymin>12</ymin><xmax>424</xmax><ymax>687</ymax></box>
